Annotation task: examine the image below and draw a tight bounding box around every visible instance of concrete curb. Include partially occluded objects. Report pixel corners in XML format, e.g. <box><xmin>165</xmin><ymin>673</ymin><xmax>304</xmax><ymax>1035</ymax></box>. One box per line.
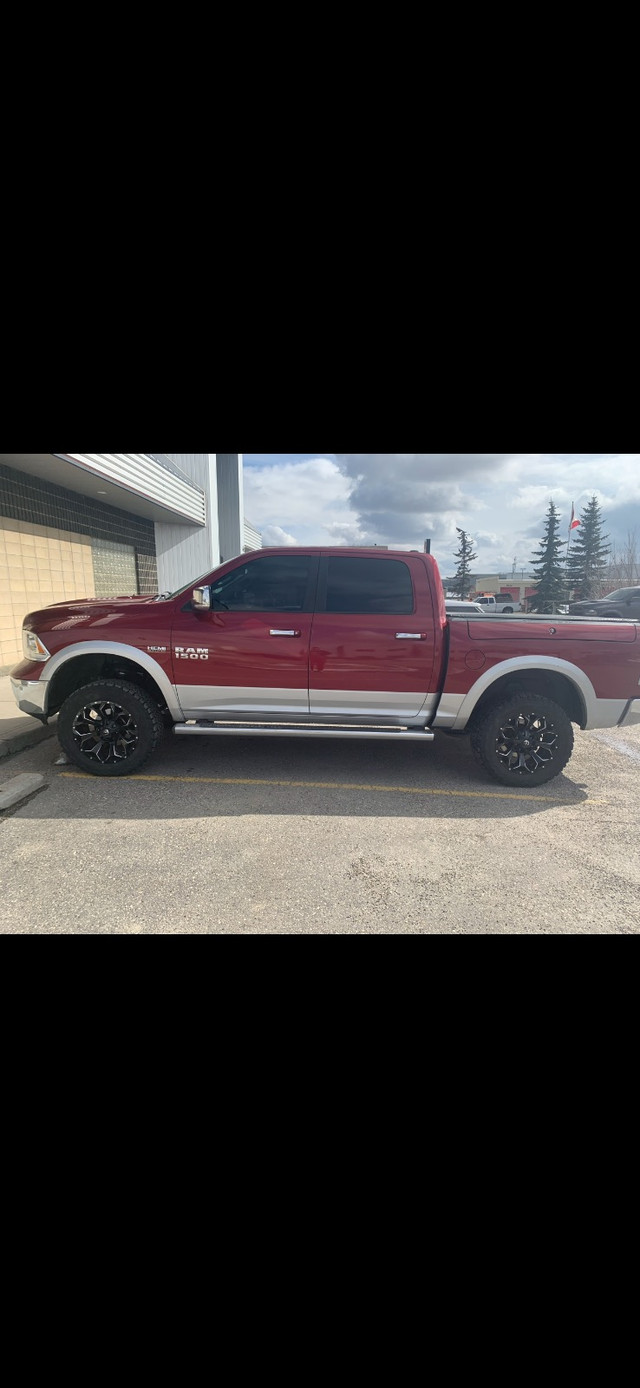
<box><xmin>0</xmin><ymin>717</ymin><xmax>57</xmax><ymax>761</ymax></box>
<box><xmin>0</xmin><ymin>773</ymin><xmax>45</xmax><ymax>810</ymax></box>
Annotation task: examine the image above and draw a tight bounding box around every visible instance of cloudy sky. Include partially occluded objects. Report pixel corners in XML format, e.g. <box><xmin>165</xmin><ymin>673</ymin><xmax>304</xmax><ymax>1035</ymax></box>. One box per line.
<box><xmin>242</xmin><ymin>453</ymin><xmax>640</xmax><ymax>576</ymax></box>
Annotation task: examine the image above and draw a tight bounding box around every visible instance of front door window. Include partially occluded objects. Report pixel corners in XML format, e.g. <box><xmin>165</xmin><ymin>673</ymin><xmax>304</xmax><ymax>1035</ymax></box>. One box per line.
<box><xmin>210</xmin><ymin>554</ymin><xmax>315</xmax><ymax>612</ymax></box>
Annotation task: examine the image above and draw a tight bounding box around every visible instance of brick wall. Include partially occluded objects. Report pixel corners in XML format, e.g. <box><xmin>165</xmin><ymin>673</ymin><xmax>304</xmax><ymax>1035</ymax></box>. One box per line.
<box><xmin>0</xmin><ymin>462</ymin><xmax>158</xmax><ymax>675</ymax></box>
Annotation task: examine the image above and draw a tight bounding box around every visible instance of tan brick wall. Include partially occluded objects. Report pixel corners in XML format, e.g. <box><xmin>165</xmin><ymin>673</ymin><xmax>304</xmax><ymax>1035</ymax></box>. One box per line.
<box><xmin>0</xmin><ymin>519</ymin><xmax>95</xmax><ymax>671</ymax></box>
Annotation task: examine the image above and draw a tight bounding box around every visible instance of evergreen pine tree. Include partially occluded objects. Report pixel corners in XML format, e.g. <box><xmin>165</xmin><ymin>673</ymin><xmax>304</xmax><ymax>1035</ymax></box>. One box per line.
<box><xmin>566</xmin><ymin>494</ymin><xmax>610</xmax><ymax>599</ymax></box>
<box><xmin>529</xmin><ymin>501</ymin><xmax>566</xmax><ymax>613</ymax></box>
<box><xmin>452</xmin><ymin>528</ymin><xmax>477</xmax><ymax>598</ymax></box>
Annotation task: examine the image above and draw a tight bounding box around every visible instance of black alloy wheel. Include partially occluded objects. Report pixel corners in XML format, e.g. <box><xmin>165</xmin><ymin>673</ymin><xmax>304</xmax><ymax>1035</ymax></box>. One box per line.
<box><xmin>470</xmin><ymin>693</ymin><xmax>574</xmax><ymax>787</ymax></box>
<box><xmin>72</xmin><ymin>700</ymin><xmax>139</xmax><ymax>765</ymax></box>
<box><xmin>495</xmin><ymin>710</ymin><xmax>558</xmax><ymax>774</ymax></box>
<box><xmin>58</xmin><ymin>679</ymin><xmax>164</xmax><ymax>776</ymax></box>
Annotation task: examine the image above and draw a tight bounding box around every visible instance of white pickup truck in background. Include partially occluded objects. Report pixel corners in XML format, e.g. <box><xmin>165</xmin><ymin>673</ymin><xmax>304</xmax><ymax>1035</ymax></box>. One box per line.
<box><xmin>474</xmin><ymin>594</ymin><xmax>521</xmax><ymax>613</ymax></box>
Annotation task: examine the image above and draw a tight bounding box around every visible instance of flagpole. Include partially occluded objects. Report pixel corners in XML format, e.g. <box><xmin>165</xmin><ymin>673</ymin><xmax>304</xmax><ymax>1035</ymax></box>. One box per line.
<box><xmin>567</xmin><ymin>503</ymin><xmax>574</xmax><ymax>605</ymax></box>
<box><xmin>567</xmin><ymin>503</ymin><xmax>581</xmax><ymax>600</ymax></box>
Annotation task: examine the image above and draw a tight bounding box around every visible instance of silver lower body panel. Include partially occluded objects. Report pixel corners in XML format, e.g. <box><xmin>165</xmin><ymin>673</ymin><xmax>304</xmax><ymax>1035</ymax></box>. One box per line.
<box><xmin>177</xmin><ymin>684</ymin><xmax>309</xmax><ymax>718</ymax></box>
<box><xmin>176</xmin><ymin>685</ymin><xmax>437</xmax><ymax>722</ymax></box>
<box><xmin>619</xmin><ymin>698</ymin><xmax>640</xmax><ymax>727</ymax></box>
<box><xmin>432</xmin><ymin>692</ymin><xmax>465</xmax><ymax>727</ymax></box>
<box><xmin>10</xmin><ymin>677</ymin><xmax>48</xmax><ymax>721</ymax></box>
<box><xmin>584</xmin><ymin>697</ymin><xmax>630</xmax><ymax>729</ymax></box>
<box><xmin>309</xmin><ymin>688</ymin><xmax>436</xmax><ymax>720</ymax></box>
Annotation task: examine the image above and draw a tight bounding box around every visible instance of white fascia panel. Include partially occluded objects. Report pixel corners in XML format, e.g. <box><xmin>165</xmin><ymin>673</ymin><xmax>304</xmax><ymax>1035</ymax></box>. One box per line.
<box><xmin>55</xmin><ymin>453</ymin><xmax>206</xmax><ymax>525</ymax></box>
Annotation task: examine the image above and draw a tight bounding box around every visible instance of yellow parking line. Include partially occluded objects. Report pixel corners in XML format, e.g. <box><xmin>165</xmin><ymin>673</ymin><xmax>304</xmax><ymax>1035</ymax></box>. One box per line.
<box><xmin>59</xmin><ymin>771</ymin><xmax>606</xmax><ymax>804</ymax></box>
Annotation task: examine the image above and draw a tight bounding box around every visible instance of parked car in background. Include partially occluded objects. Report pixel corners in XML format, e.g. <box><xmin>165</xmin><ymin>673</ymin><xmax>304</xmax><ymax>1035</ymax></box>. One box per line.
<box><xmin>473</xmin><ymin>594</ymin><xmax>521</xmax><ymax>614</ymax></box>
<box><xmin>569</xmin><ymin>588</ymin><xmax>640</xmax><ymax>620</ymax></box>
<box><xmin>445</xmin><ymin>601</ymin><xmax>485</xmax><ymax>616</ymax></box>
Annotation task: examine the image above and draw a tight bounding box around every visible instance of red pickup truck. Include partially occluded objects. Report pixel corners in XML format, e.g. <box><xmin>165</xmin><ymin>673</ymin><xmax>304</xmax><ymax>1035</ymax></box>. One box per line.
<box><xmin>10</xmin><ymin>547</ymin><xmax>640</xmax><ymax>786</ymax></box>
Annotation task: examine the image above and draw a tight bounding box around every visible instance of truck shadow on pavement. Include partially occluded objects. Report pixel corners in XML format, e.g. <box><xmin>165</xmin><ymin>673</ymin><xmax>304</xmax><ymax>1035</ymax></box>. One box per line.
<box><xmin>20</xmin><ymin>729</ymin><xmax>593</xmax><ymax>821</ymax></box>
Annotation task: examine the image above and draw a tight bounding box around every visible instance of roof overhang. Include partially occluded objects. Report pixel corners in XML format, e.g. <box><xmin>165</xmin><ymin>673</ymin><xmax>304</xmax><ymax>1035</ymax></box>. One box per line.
<box><xmin>0</xmin><ymin>453</ymin><xmax>206</xmax><ymax>526</ymax></box>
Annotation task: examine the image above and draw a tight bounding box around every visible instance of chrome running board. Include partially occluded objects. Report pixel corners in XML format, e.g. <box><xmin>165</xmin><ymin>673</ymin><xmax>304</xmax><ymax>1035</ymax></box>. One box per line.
<box><xmin>174</xmin><ymin>722</ymin><xmax>435</xmax><ymax>742</ymax></box>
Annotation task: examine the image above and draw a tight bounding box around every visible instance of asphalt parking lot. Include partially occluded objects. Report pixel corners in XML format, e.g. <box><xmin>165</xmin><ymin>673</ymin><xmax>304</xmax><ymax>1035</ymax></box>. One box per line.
<box><xmin>1</xmin><ymin>720</ymin><xmax>639</xmax><ymax>933</ymax></box>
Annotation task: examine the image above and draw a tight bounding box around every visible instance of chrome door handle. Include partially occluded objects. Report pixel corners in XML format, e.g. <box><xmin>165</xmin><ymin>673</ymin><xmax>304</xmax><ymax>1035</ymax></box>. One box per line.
<box><xmin>396</xmin><ymin>632</ymin><xmax>426</xmax><ymax>639</ymax></box>
<box><xmin>270</xmin><ymin>629</ymin><xmax>301</xmax><ymax>637</ymax></box>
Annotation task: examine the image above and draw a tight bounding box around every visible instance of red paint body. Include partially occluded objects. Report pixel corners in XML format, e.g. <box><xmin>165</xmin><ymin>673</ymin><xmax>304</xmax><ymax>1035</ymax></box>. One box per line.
<box><xmin>445</xmin><ymin>616</ymin><xmax>639</xmax><ymax>700</ymax></box>
<box><xmin>171</xmin><ymin>608</ymin><xmax>313</xmax><ymax>692</ymax></box>
<box><xmin>10</xmin><ymin>549</ymin><xmax>640</xmax><ymax>721</ymax></box>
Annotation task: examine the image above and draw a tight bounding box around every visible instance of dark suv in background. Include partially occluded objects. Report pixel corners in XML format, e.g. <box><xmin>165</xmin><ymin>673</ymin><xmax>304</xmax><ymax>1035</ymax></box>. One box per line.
<box><xmin>569</xmin><ymin>587</ymin><xmax>640</xmax><ymax>619</ymax></box>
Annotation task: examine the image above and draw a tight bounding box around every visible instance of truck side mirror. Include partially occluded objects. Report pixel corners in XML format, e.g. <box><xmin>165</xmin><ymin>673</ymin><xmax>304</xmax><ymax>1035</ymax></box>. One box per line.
<box><xmin>193</xmin><ymin>586</ymin><xmax>211</xmax><ymax>610</ymax></box>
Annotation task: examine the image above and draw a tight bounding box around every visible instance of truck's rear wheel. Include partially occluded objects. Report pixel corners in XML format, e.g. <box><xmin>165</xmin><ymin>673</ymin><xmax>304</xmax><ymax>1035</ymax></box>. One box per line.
<box><xmin>470</xmin><ymin>693</ymin><xmax>574</xmax><ymax>787</ymax></box>
<box><xmin>58</xmin><ymin>679</ymin><xmax>164</xmax><ymax>776</ymax></box>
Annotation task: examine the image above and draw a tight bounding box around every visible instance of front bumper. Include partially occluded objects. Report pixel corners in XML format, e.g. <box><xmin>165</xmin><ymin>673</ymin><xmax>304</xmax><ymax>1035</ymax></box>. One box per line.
<box><xmin>619</xmin><ymin>698</ymin><xmax>640</xmax><ymax>728</ymax></box>
<box><xmin>10</xmin><ymin>678</ymin><xmax>48</xmax><ymax>722</ymax></box>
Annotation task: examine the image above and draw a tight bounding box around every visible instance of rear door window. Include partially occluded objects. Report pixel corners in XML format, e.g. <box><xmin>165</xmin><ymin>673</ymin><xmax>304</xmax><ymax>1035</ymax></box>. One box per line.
<box><xmin>318</xmin><ymin>556</ymin><xmax>414</xmax><ymax>614</ymax></box>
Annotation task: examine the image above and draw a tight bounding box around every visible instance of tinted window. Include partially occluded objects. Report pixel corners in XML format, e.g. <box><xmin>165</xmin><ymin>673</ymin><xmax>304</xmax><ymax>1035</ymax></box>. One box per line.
<box><xmin>605</xmin><ymin>589</ymin><xmax>637</xmax><ymax>602</ymax></box>
<box><xmin>324</xmin><ymin>557</ymin><xmax>414</xmax><ymax>614</ymax></box>
<box><xmin>210</xmin><ymin>555</ymin><xmax>315</xmax><ymax>612</ymax></box>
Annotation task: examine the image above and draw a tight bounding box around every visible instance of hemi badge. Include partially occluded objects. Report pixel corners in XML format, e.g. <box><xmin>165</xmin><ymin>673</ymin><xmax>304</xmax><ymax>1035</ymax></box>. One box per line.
<box><xmin>147</xmin><ymin>646</ymin><xmax>167</xmax><ymax>652</ymax></box>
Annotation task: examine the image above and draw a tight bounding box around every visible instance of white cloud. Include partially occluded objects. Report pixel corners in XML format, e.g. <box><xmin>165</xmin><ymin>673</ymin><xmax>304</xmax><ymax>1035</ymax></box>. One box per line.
<box><xmin>323</xmin><ymin>520</ymin><xmax>366</xmax><ymax>545</ymax></box>
<box><xmin>243</xmin><ymin>457</ymin><xmax>353</xmax><ymax>547</ymax></box>
<box><xmin>243</xmin><ymin>454</ymin><xmax>640</xmax><ymax>575</ymax></box>
<box><xmin>261</xmin><ymin>524</ymin><xmax>298</xmax><ymax>546</ymax></box>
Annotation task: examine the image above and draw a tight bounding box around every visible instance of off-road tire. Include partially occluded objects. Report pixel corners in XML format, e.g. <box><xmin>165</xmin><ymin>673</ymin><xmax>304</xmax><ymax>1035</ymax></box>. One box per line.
<box><xmin>470</xmin><ymin>692</ymin><xmax>574</xmax><ymax>787</ymax></box>
<box><xmin>58</xmin><ymin>678</ymin><xmax>164</xmax><ymax>777</ymax></box>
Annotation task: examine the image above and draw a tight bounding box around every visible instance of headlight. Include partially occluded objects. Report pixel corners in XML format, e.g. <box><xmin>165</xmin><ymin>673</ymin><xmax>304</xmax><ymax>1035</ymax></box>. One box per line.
<box><xmin>22</xmin><ymin>630</ymin><xmax>50</xmax><ymax>662</ymax></box>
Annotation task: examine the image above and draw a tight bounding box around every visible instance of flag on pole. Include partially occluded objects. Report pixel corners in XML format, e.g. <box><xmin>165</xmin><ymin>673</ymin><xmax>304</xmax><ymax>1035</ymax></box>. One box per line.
<box><xmin>569</xmin><ymin>503</ymin><xmax>580</xmax><ymax>534</ymax></box>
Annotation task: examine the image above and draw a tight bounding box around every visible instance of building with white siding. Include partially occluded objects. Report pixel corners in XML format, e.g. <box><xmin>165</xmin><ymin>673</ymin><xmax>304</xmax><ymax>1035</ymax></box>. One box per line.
<box><xmin>243</xmin><ymin>518</ymin><xmax>262</xmax><ymax>552</ymax></box>
<box><xmin>0</xmin><ymin>452</ymin><xmax>248</xmax><ymax>673</ymax></box>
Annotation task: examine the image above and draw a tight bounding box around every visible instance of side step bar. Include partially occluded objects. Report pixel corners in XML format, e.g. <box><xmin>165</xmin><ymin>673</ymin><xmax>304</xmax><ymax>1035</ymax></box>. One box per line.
<box><xmin>174</xmin><ymin>723</ymin><xmax>435</xmax><ymax>742</ymax></box>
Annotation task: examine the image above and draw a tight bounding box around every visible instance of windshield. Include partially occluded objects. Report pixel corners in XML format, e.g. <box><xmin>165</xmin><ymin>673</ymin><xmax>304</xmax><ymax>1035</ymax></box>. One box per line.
<box><xmin>602</xmin><ymin>589</ymin><xmax>633</xmax><ymax>602</ymax></box>
<box><xmin>157</xmin><ymin>570</ymin><xmax>215</xmax><ymax>600</ymax></box>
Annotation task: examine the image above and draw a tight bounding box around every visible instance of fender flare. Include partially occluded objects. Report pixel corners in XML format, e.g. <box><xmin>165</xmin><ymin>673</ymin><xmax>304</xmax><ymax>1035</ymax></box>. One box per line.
<box><xmin>41</xmin><ymin>641</ymin><xmax>183</xmax><ymax>720</ymax></box>
<box><xmin>452</xmin><ymin>655</ymin><xmax>594</xmax><ymax>730</ymax></box>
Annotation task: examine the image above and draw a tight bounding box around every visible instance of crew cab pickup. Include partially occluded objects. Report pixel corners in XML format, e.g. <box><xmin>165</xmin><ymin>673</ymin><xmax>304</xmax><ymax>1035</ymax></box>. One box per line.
<box><xmin>474</xmin><ymin>594</ymin><xmax>522</xmax><ymax>613</ymax></box>
<box><xmin>10</xmin><ymin>547</ymin><xmax>640</xmax><ymax>786</ymax></box>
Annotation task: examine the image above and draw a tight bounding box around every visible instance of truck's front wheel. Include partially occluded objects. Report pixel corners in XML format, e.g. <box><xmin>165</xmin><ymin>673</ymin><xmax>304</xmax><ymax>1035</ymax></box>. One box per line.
<box><xmin>470</xmin><ymin>693</ymin><xmax>574</xmax><ymax>786</ymax></box>
<box><xmin>58</xmin><ymin>679</ymin><xmax>164</xmax><ymax>776</ymax></box>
